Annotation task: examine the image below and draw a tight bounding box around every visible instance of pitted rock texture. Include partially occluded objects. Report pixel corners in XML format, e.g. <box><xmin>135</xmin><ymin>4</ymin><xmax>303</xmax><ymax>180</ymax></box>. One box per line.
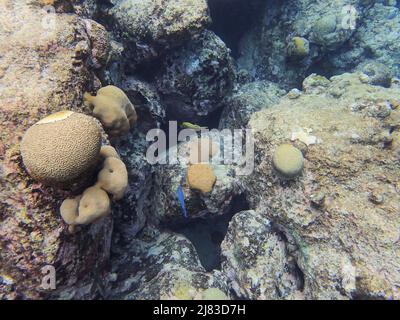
<box><xmin>0</xmin><ymin>1</ymin><xmax>111</xmax><ymax>299</ymax></box>
<box><xmin>221</xmin><ymin>210</ymin><xmax>303</xmax><ymax>299</ymax></box>
<box><xmin>106</xmin><ymin>0</ymin><xmax>211</xmax><ymax>66</ymax></box>
<box><xmin>246</xmin><ymin>72</ymin><xmax>400</xmax><ymax>299</ymax></box>
<box><xmin>155</xmin><ymin>30</ymin><xmax>235</xmax><ymax>122</ymax></box>
<box><xmin>106</xmin><ymin>227</ymin><xmax>230</xmax><ymax>300</ymax></box>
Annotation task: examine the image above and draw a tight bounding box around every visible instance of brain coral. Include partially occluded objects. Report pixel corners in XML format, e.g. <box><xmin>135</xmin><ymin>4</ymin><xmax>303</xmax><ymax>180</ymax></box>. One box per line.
<box><xmin>272</xmin><ymin>144</ymin><xmax>304</xmax><ymax>179</ymax></box>
<box><xmin>21</xmin><ymin>111</ymin><xmax>102</xmax><ymax>186</ymax></box>
<box><xmin>187</xmin><ymin>163</ymin><xmax>217</xmax><ymax>193</ymax></box>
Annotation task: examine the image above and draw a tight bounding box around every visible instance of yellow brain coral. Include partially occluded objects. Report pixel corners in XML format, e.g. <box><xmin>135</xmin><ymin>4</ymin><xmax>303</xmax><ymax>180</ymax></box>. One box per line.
<box><xmin>21</xmin><ymin>111</ymin><xmax>102</xmax><ymax>186</ymax></box>
<box><xmin>272</xmin><ymin>144</ymin><xmax>304</xmax><ymax>179</ymax></box>
<box><xmin>84</xmin><ymin>85</ymin><xmax>137</xmax><ymax>136</ymax></box>
<box><xmin>187</xmin><ymin>163</ymin><xmax>217</xmax><ymax>193</ymax></box>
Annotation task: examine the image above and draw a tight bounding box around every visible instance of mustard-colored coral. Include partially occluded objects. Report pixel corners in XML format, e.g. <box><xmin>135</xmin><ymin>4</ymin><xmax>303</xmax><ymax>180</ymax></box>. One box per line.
<box><xmin>84</xmin><ymin>86</ymin><xmax>137</xmax><ymax>137</ymax></box>
<box><xmin>59</xmin><ymin>144</ymin><xmax>128</xmax><ymax>231</ymax></box>
<box><xmin>187</xmin><ymin>163</ymin><xmax>217</xmax><ymax>193</ymax></box>
<box><xmin>96</xmin><ymin>157</ymin><xmax>128</xmax><ymax>201</ymax></box>
<box><xmin>60</xmin><ymin>187</ymin><xmax>111</xmax><ymax>227</ymax></box>
<box><xmin>287</xmin><ymin>37</ymin><xmax>310</xmax><ymax>58</ymax></box>
<box><xmin>100</xmin><ymin>145</ymin><xmax>120</xmax><ymax>159</ymax></box>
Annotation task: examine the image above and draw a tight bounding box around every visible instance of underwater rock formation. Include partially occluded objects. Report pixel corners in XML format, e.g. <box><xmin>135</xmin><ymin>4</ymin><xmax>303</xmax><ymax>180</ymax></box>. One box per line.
<box><xmin>155</xmin><ymin>30</ymin><xmax>236</xmax><ymax>122</ymax></box>
<box><xmin>0</xmin><ymin>1</ymin><xmax>112</xmax><ymax>299</ymax></box>
<box><xmin>106</xmin><ymin>0</ymin><xmax>211</xmax><ymax>67</ymax></box>
<box><xmin>221</xmin><ymin>210</ymin><xmax>303</xmax><ymax>299</ymax></box>
<box><xmin>246</xmin><ymin>72</ymin><xmax>400</xmax><ymax>299</ymax></box>
<box><xmin>106</xmin><ymin>226</ymin><xmax>230</xmax><ymax>300</ymax></box>
<box><xmin>149</xmin><ymin>133</ymin><xmax>240</xmax><ymax>226</ymax></box>
<box><xmin>235</xmin><ymin>0</ymin><xmax>399</xmax><ymax>89</ymax></box>
<box><xmin>219</xmin><ymin>80</ymin><xmax>286</xmax><ymax>129</ymax></box>
<box><xmin>329</xmin><ymin>3</ymin><xmax>400</xmax><ymax>80</ymax></box>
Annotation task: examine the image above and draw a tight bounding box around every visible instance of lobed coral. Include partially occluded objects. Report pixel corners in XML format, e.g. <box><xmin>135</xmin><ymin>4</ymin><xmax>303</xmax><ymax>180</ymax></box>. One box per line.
<box><xmin>60</xmin><ymin>144</ymin><xmax>128</xmax><ymax>231</ymax></box>
<box><xmin>96</xmin><ymin>156</ymin><xmax>128</xmax><ymax>201</ymax></box>
<box><xmin>84</xmin><ymin>86</ymin><xmax>137</xmax><ymax>137</ymax></box>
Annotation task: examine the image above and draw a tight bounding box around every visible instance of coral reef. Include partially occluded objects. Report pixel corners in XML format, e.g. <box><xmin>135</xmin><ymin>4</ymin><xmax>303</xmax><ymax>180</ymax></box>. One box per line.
<box><xmin>106</xmin><ymin>0</ymin><xmax>210</xmax><ymax>66</ymax></box>
<box><xmin>0</xmin><ymin>1</ymin><xmax>112</xmax><ymax>299</ymax></box>
<box><xmin>2</xmin><ymin>0</ymin><xmax>400</xmax><ymax>302</ymax></box>
<box><xmin>105</xmin><ymin>227</ymin><xmax>230</xmax><ymax>300</ymax></box>
<box><xmin>21</xmin><ymin>111</ymin><xmax>102</xmax><ymax>187</ymax></box>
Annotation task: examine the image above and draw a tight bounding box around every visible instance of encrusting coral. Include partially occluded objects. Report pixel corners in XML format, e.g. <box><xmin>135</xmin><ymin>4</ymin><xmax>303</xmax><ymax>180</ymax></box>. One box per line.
<box><xmin>187</xmin><ymin>163</ymin><xmax>217</xmax><ymax>193</ymax></box>
<box><xmin>84</xmin><ymin>85</ymin><xmax>138</xmax><ymax>136</ymax></box>
<box><xmin>20</xmin><ymin>111</ymin><xmax>102</xmax><ymax>187</ymax></box>
<box><xmin>287</xmin><ymin>37</ymin><xmax>310</xmax><ymax>58</ymax></box>
<box><xmin>272</xmin><ymin>144</ymin><xmax>304</xmax><ymax>179</ymax></box>
<box><xmin>200</xmin><ymin>288</ymin><xmax>229</xmax><ymax>300</ymax></box>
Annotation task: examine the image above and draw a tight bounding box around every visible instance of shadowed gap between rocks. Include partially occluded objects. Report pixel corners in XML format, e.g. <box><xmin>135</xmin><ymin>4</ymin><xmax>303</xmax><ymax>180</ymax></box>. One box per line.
<box><xmin>208</xmin><ymin>0</ymin><xmax>267</xmax><ymax>58</ymax></box>
<box><xmin>168</xmin><ymin>194</ymin><xmax>250</xmax><ymax>272</ymax></box>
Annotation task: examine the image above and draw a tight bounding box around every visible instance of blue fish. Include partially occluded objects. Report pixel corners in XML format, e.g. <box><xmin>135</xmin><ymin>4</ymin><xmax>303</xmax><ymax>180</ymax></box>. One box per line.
<box><xmin>177</xmin><ymin>186</ymin><xmax>188</xmax><ymax>218</ymax></box>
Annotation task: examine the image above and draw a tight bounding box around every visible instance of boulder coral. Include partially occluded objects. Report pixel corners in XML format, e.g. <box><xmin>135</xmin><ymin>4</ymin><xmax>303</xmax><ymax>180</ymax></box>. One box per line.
<box><xmin>20</xmin><ymin>111</ymin><xmax>102</xmax><ymax>187</ymax></box>
<box><xmin>272</xmin><ymin>144</ymin><xmax>304</xmax><ymax>179</ymax></box>
<box><xmin>187</xmin><ymin>163</ymin><xmax>217</xmax><ymax>193</ymax></box>
<box><xmin>84</xmin><ymin>85</ymin><xmax>137</xmax><ymax>137</ymax></box>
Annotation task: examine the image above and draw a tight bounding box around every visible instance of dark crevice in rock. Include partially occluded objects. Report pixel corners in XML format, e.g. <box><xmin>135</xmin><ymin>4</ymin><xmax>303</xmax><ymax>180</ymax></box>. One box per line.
<box><xmin>208</xmin><ymin>0</ymin><xmax>266</xmax><ymax>58</ymax></box>
<box><xmin>168</xmin><ymin>194</ymin><xmax>249</xmax><ymax>272</ymax></box>
<box><xmin>270</xmin><ymin>222</ymin><xmax>306</xmax><ymax>293</ymax></box>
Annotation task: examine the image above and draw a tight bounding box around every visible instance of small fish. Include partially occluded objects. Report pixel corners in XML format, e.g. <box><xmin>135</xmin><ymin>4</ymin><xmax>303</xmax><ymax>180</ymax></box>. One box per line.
<box><xmin>180</xmin><ymin>122</ymin><xmax>208</xmax><ymax>131</ymax></box>
<box><xmin>177</xmin><ymin>186</ymin><xmax>188</xmax><ymax>218</ymax></box>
